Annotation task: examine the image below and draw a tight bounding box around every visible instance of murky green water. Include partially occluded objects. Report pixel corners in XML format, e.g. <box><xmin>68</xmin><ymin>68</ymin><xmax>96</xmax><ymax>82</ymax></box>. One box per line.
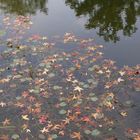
<box><xmin>0</xmin><ymin>1</ymin><xmax>140</xmax><ymax>140</ymax></box>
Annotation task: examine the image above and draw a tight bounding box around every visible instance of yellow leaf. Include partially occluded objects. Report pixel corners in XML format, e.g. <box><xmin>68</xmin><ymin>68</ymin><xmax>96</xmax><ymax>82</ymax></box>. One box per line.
<box><xmin>22</xmin><ymin>115</ymin><xmax>29</xmax><ymax>121</ymax></box>
<box><xmin>71</xmin><ymin>132</ymin><xmax>81</xmax><ymax>140</ymax></box>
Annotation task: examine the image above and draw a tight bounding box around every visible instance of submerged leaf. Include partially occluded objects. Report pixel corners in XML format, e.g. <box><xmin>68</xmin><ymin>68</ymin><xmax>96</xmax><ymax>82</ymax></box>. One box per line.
<box><xmin>91</xmin><ymin>129</ymin><xmax>101</xmax><ymax>136</ymax></box>
<box><xmin>59</xmin><ymin>110</ymin><xmax>67</xmax><ymax>115</ymax></box>
<box><xmin>11</xmin><ymin>134</ymin><xmax>20</xmax><ymax>140</ymax></box>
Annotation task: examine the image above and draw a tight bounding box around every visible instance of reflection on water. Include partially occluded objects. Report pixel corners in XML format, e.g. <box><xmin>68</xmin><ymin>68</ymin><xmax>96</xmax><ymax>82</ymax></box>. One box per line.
<box><xmin>0</xmin><ymin>0</ymin><xmax>140</xmax><ymax>66</ymax></box>
<box><xmin>65</xmin><ymin>0</ymin><xmax>140</xmax><ymax>42</ymax></box>
<box><xmin>0</xmin><ymin>0</ymin><xmax>140</xmax><ymax>42</ymax></box>
<box><xmin>0</xmin><ymin>0</ymin><xmax>48</xmax><ymax>15</ymax></box>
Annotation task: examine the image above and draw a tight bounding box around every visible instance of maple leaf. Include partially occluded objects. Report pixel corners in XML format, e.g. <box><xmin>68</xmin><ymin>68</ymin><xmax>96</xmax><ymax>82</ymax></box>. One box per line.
<box><xmin>75</xmin><ymin>63</ymin><xmax>81</xmax><ymax>69</ymax></box>
<box><xmin>119</xmin><ymin>71</ymin><xmax>125</xmax><ymax>76</ymax></box>
<box><xmin>22</xmin><ymin>91</ymin><xmax>29</xmax><ymax>98</ymax></box>
<box><xmin>51</xmin><ymin>124</ymin><xmax>61</xmax><ymax>131</ymax></box>
<box><xmin>71</xmin><ymin>132</ymin><xmax>81</xmax><ymax>140</ymax></box>
<box><xmin>63</xmin><ymin>118</ymin><xmax>70</xmax><ymax>125</ymax></box>
<box><xmin>68</xmin><ymin>115</ymin><xmax>76</xmax><ymax>121</ymax></box>
<box><xmin>2</xmin><ymin>118</ymin><xmax>10</xmax><ymax>126</ymax></box>
<box><xmin>120</xmin><ymin>111</ymin><xmax>128</xmax><ymax>117</ymax></box>
<box><xmin>66</xmin><ymin>77</ymin><xmax>72</xmax><ymax>82</ymax></box>
<box><xmin>0</xmin><ymin>90</ymin><xmax>3</xmax><ymax>94</ymax></box>
<box><xmin>81</xmin><ymin>116</ymin><xmax>91</xmax><ymax>123</ymax></box>
<box><xmin>72</xmin><ymin>94</ymin><xmax>81</xmax><ymax>100</ymax></box>
<box><xmin>39</xmin><ymin>115</ymin><xmax>47</xmax><ymax>124</ymax></box>
<box><xmin>135</xmin><ymin>136</ymin><xmax>140</xmax><ymax>140</ymax></box>
<box><xmin>117</xmin><ymin>77</ymin><xmax>124</xmax><ymax>83</ymax></box>
<box><xmin>0</xmin><ymin>135</ymin><xmax>9</xmax><ymax>140</ymax></box>
<box><xmin>28</xmin><ymin>96</ymin><xmax>36</xmax><ymax>102</ymax></box>
<box><xmin>22</xmin><ymin>115</ymin><xmax>29</xmax><ymax>121</ymax></box>
<box><xmin>88</xmin><ymin>47</ymin><xmax>96</xmax><ymax>51</ymax></box>
<box><xmin>92</xmin><ymin>112</ymin><xmax>104</xmax><ymax>120</ymax></box>
<box><xmin>0</xmin><ymin>102</ymin><xmax>6</xmax><ymax>107</ymax></box>
<box><xmin>74</xmin><ymin>86</ymin><xmax>83</xmax><ymax>92</ymax></box>
<box><xmin>0</xmin><ymin>78</ymin><xmax>10</xmax><ymax>83</ymax></box>
<box><xmin>97</xmin><ymin>70</ymin><xmax>104</xmax><ymax>74</ymax></box>
<box><xmin>26</xmin><ymin>129</ymin><xmax>31</xmax><ymax>133</ymax></box>
<box><xmin>72</xmin><ymin>80</ymin><xmax>78</xmax><ymax>84</ymax></box>
<box><xmin>34</xmin><ymin>103</ymin><xmax>42</xmax><ymax>108</ymax></box>
<box><xmin>40</xmin><ymin>127</ymin><xmax>49</xmax><ymax>134</ymax></box>
<box><xmin>33</xmin><ymin>108</ymin><xmax>41</xmax><ymax>113</ymax></box>
<box><xmin>105</xmin><ymin>101</ymin><xmax>113</xmax><ymax>108</ymax></box>
<box><xmin>46</xmin><ymin>122</ymin><xmax>53</xmax><ymax>129</ymax></box>
<box><xmin>22</xmin><ymin>124</ymin><xmax>28</xmax><ymax>130</ymax></box>
<box><xmin>48</xmin><ymin>136</ymin><xmax>53</xmax><ymax>140</ymax></box>
<box><xmin>59</xmin><ymin>130</ymin><xmax>65</xmax><ymax>136</ymax></box>
<box><xmin>15</xmin><ymin>102</ymin><xmax>24</xmax><ymax>108</ymax></box>
<box><xmin>43</xmin><ymin>68</ymin><xmax>49</xmax><ymax>74</ymax></box>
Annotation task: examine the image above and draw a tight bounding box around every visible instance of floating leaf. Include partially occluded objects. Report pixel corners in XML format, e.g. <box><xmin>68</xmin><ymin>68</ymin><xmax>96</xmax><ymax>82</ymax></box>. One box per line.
<box><xmin>91</xmin><ymin>129</ymin><xmax>101</xmax><ymax>136</ymax></box>
<box><xmin>38</xmin><ymin>134</ymin><xmax>45</xmax><ymax>139</ymax></box>
<box><xmin>0</xmin><ymin>30</ymin><xmax>6</xmax><ymax>36</ymax></box>
<box><xmin>34</xmin><ymin>89</ymin><xmax>40</xmax><ymax>94</ymax></box>
<box><xmin>22</xmin><ymin>115</ymin><xmax>29</xmax><ymax>121</ymax></box>
<box><xmin>39</xmin><ymin>63</ymin><xmax>45</xmax><ymax>67</ymax></box>
<box><xmin>53</xmin><ymin>86</ymin><xmax>61</xmax><ymax>90</ymax></box>
<box><xmin>59</xmin><ymin>97</ymin><xmax>66</xmax><ymax>101</ymax></box>
<box><xmin>84</xmin><ymin>130</ymin><xmax>91</xmax><ymax>135</ymax></box>
<box><xmin>91</xmin><ymin>97</ymin><xmax>98</xmax><ymax>102</ymax></box>
<box><xmin>89</xmin><ymin>93</ymin><xmax>95</xmax><ymax>96</ymax></box>
<box><xmin>87</xmin><ymin>79</ymin><xmax>94</xmax><ymax>83</ymax></box>
<box><xmin>59</xmin><ymin>102</ymin><xmax>67</xmax><ymax>107</ymax></box>
<box><xmin>83</xmin><ymin>84</ymin><xmax>89</xmax><ymax>88</ymax></box>
<box><xmin>51</xmin><ymin>134</ymin><xmax>58</xmax><ymax>139</ymax></box>
<box><xmin>48</xmin><ymin>73</ymin><xmax>55</xmax><ymax>78</ymax></box>
<box><xmin>124</xmin><ymin>100</ymin><xmax>134</xmax><ymax>107</ymax></box>
<box><xmin>69</xmin><ymin>67</ymin><xmax>76</xmax><ymax>71</ymax></box>
<box><xmin>16</xmin><ymin>96</ymin><xmax>22</xmax><ymax>100</ymax></box>
<box><xmin>59</xmin><ymin>109</ymin><xmax>67</xmax><ymax>115</ymax></box>
<box><xmin>88</xmin><ymin>67</ymin><xmax>94</xmax><ymax>71</ymax></box>
<box><xmin>46</xmin><ymin>63</ymin><xmax>51</xmax><ymax>68</ymax></box>
<box><xmin>11</xmin><ymin>134</ymin><xmax>20</xmax><ymax>140</ymax></box>
<box><xmin>108</xmin><ymin>128</ymin><xmax>113</xmax><ymax>131</ymax></box>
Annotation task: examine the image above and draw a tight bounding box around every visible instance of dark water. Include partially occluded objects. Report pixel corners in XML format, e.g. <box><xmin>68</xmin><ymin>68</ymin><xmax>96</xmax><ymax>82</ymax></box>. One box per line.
<box><xmin>0</xmin><ymin>1</ymin><xmax>140</xmax><ymax>140</ymax></box>
<box><xmin>0</xmin><ymin>0</ymin><xmax>140</xmax><ymax>66</ymax></box>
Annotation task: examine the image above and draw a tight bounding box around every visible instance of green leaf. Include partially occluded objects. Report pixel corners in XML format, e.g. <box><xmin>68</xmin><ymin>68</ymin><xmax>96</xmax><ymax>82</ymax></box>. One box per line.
<box><xmin>11</xmin><ymin>134</ymin><xmax>20</xmax><ymax>139</ymax></box>
<box><xmin>53</xmin><ymin>86</ymin><xmax>61</xmax><ymax>90</ymax></box>
<box><xmin>59</xmin><ymin>109</ymin><xmax>67</xmax><ymax>115</ymax></box>
<box><xmin>39</xmin><ymin>134</ymin><xmax>46</xmax><ymax>139</ymax></box>
<box><xmin>84</xmin><ymin>130</ymin><xmax>91</xmax><ymax>134</ymax></box>
<box><xmin>0</xmin><ymin>30</ymin><xmax>6</xmax><ymax>36</ymax></box>
<box><xmin>48</xmin><ymin>73</ymin><xmax>55</xmax><ymax>78</ymax></box>
<box><xmin>51</xmin><ymin>134</ymin><xmax>58</xmax><ymax>139</ymax></box>
<box><xmin>39</xmin><ymin>63</ymin><xmax>45</xmax><ymax>67</ymax></box>
<box><xmin>59</xmin><ymin>102</ymin><xmax>67</xmax><ymax>107</ymax></box>
<box><xmin>91</xmin><ymin>129</ymin><xmax>101</xmax><ymax>136</ymax></box>
<box><xmin>89</xmin><ymin>93</ymin><xmax>95</xmax><ymax>96</ymax></box>
<box><xmin>91</xmin><ymin>97</ymin><xmax>98</xmax><ymax>102</ymax></box>
<box><xmin>83</xmin><ymin>84</ymin><xmax>89</xmax><ymax>88</ymax></box>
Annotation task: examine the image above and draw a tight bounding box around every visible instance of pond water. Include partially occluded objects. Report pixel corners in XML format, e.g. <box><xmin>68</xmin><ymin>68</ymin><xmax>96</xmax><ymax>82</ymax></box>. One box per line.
<box><xmin>0</xmin><ymin>1</ymin><xmax>140</xmax><ymax>140</ymax></box>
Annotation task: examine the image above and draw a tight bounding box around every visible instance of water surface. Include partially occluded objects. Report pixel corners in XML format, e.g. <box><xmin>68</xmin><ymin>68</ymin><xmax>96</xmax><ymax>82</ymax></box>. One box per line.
<box><xmin>0</xmin><ymin>1</ymin><xmax>140</xmax><ymax>140</ymax></box>
<box><xmin>0</xmin><ymin>0</ymin><xmax>140</xmax><ymax>66</ymax></box>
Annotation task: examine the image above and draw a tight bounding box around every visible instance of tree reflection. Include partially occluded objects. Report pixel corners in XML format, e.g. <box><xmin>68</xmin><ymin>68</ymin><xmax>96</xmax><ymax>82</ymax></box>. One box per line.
<box><xmin>0</xmin><ymin>0</ymin><xmax>48</xmax><ymax>15</ymax></box>
<box><xmin>65</xmin><ymin>0</ymin><xmax>140</xmax><ymax>42</ymax></box>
